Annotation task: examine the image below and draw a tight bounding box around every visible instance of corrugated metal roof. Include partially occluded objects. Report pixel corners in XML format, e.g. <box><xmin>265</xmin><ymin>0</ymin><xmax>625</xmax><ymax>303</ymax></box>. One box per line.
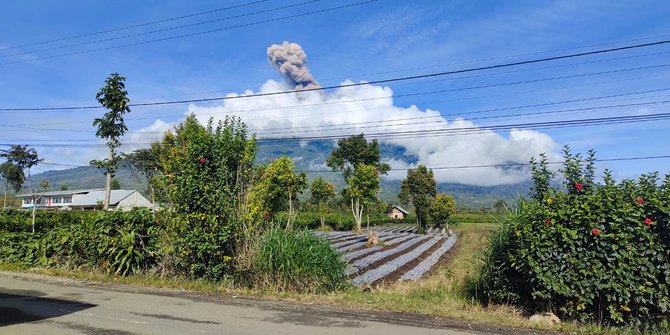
<box><xmin>391</xmin><ymin>206</ymin><xmax>410</xmax><ymax>214</ymax></box>
<box><xmin>69</xmin><ymin>190</ymin><xmax>135</xmax><ymax>207</ymax></box>
<box><xmin>17</xmin><ymin>188</ymin><xmax>104</xmax><ymax>198</ymax></box>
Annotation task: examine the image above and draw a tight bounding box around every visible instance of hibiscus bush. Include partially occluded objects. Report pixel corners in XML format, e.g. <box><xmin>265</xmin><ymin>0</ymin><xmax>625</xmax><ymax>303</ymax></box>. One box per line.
<box><xmin>158</xmin><ymin>115</ymin><xmax>257</xmax><ymax>281</ymax></box>
<box><xmin>472</xmin><ymin>147</ymin><xmax>670</xmax><ymax>327</ymax></box>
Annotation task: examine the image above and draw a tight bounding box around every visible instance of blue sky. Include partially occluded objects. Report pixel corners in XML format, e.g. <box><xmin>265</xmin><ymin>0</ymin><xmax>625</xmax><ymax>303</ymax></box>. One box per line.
<box><xmin>0</xmin><ymin>0</ymin><xmax>669</xmax><ymax>184</ymax></box>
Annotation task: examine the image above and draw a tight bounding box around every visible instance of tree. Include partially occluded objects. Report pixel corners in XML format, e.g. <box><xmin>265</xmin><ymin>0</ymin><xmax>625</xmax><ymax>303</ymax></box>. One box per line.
<box><xmin>110</xmin><ymin>178</ymin><xmax>121</xmax><ymax>190</ymax></box>
<box><xmin>1</xmin><ymin>145</ymin><xmax>41</xmax><ymax>189</ymax></box>
<box><xmin>399</xmin><ymin>165</ymin><xmax>437</xmax><ymax>228</ymax></box>
<box><xmin>310</xmin><ymin>177</ymin><xmax>336</xmax><ymax>228</ymax></box>
<box><xmin>326</xmin><ymin>134</ymin><xmax>390</xmax><ymax>180</ymax></box>
<box><xmin>345</xmin><ymin>164</ymin><xmax>380</xmax><ymax>231</ymax></box>
<box><xmin>249</xmin><ymin>156</ymin><xmax>307</xmax><ymax>228</ymax></box>
<box><xmin>91</xmin><ymin>73</ymin><xmax>131</xmax><ymax>210</ymax></box>
<box><xmin>429</xmin><ymin>193</ymin><xmax>456</xmax><ymax>230</ymax></box>
<box><xmin>60</xmin><ymin>184</ymin><xmax>68</xmax><ymax>191</ymax></box>
<box><xmin>0</xmin><ymin>161</ymin><xmax>24</xmax><ymax>208</ymax></box>
<box><xmin>40</xmin><ymin>179</ymin><xmax>49</xmax><ymax>192</ymax></box>
<box><xmin>1</xmin><ymin>145</ymin><xmax>42</xmax><ymax>232</ymax></box>
<box><xmin>327</xmin><ymin>134</ymin><xmax>388</xmax><ymax>231</ymax></box>
<box><xmin>123</xmin><ymin>143</ymin><xmax>164</xmax><ymax>204</ymax></box>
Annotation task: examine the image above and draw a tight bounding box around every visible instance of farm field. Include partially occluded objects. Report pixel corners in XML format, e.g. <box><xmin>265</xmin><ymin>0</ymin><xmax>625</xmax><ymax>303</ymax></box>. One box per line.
<box><xmin>316</xmin><ymin>224</ymin><xmax>458</xmax><ymax>286</ymax></box>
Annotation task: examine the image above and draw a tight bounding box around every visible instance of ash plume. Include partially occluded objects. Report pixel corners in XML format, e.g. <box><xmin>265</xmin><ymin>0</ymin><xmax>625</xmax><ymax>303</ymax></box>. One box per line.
<box><xmin>267</xmin><ymin>41</ymin><xmax>321</xmax><ymax>90</ymax></box>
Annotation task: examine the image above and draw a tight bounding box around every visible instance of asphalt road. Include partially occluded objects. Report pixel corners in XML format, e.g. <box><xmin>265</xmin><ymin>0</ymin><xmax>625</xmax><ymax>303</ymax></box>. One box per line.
<box><xmin>0</xmin><ymin>272</ymin><xmax>504</xmax><ymax>335</ymax></box>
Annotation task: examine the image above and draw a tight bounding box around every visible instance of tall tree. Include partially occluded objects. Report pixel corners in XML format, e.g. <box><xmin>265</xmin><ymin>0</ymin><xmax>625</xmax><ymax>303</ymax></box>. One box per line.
<box><xmin>399</xmin><ymin>165</ymin><xmax>437</xmax><ymax>228</ymax></box>
<box><xmin>326</xmin><ymin>134</ymin><xmax>390</xmax><ymax>180</ymax></box>
<box><xmin>1</xmin><ymin>145</ymin><xmax>42</xmax><ymax>232</ymax></box>
<box><xmin>345</xmin><ymin>164</ymin><xmax>380</xmax><ymax>231</ymax></box>
<box><xmin>327</xmin><ymin>134</ymin><xmax>388</xmax><ymax>231</ymax></box>
<box><xmin>429</xmin><ymin>193</ymin><xmax>456</xmax><ymax>230</ymax></box>
<box><xmin>0</xmin><ymin>161</ymin><xmax>24</xmax><ymax>208</ymax></box>
<box><xmin>310</xmin><ymin>177</ymin><xmax>336</xmax><ymax>228</ymax></box>
<box><xmin>91</xmin><ymin>73</ymin><xmax>131</xmax><ymax>210</ymax></box>
<box><xmin>250</xmin><ymin>156</ymin><xmax>307</xmax><ymax>228</ymax></box>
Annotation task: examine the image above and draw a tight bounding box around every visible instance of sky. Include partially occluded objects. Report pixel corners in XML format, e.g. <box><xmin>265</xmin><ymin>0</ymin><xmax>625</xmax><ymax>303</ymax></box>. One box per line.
<box><xmin>0</xmin><ymin>0</ymin><xmax>669</xmax><ymax>186</ymax></box>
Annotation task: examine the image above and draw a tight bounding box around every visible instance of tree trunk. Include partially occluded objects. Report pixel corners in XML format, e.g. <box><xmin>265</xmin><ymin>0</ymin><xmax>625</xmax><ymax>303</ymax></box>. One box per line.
<box><xmin>351</xmin><ymin>198</ymin><xmax>363</xmax><ymax>232</ymax></box>
<box><xmin>31</xmin><ymin>195</ymin><xmax>37</xmax><ymax>234</ymax></box>
<box><xmin>287</xmin><ymin>191</ymin><xmax>294</xmax><ymax>230</ymax></box>
<box><xmin>104</xmin><ymin>172</ymin><xmax>111</xmax><ymax>210</ymax></box>
<box><xmin>29</xmin><ymin>168</ymin><xmax>36</xmax><ymax>233</ymax></box>
<box><xmin>319</xmin><ymin>205</ymin><xmax>325</xmax><ymax>228</ymax></box>
<box><xmin>104</xmin><ymin>149</ymin><xmax>112</xmax><ymax>210</ymax></box>
<box><xmin>150</xmin><ymin>173</ymin><xmax>156</xmax><ymax>214</ymax></box>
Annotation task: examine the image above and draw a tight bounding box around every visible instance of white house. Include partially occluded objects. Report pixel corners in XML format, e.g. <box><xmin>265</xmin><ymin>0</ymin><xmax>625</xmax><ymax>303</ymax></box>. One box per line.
<box><xmin>18</xmin><ymin>189</ymin><xmax>153</xmax><ymax>211</ymax></box>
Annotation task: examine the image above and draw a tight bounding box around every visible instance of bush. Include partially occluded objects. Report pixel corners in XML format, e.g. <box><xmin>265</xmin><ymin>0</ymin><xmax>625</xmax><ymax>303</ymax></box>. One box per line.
<box><xmin>0</xmin><ymin>209</ymin><xmax>94</xmax><ymax>233</ymax></box>
<box><xmin>252</xmin><ymin>227</ymin><xmax>348</xmax><ymax>293</ymax></box>
<box><xmin>473</xmin><ymin>148</ymin><xmax>670</xmax><ymax>327</ymax></box>
<box><xmin>158</xmin><ymin>116</ymin><xmax>256</xmax><ymax>281</ymax></box>
<box><xmin>284</xmin><ymin>211</ymin><xmax>415</xmax><ymax>231</ymax></box>
<box><xmin>0</xmin><ymin>209</ymin><xmax>160</xmax><ymax>275</ymax></box>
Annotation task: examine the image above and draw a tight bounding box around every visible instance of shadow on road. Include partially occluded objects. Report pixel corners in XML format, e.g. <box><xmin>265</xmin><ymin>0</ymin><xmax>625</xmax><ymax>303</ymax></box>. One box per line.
<box><xmin>0</xmin><ymin>290</ymin><xmax>96</xmax><ymax>327</ymax></box>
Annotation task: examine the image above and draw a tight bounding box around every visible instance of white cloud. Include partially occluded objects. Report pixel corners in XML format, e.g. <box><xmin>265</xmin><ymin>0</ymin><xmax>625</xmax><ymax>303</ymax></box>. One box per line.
<box><xmin>125</xmin><ymin>119</ymin><xmax>174</xmax><ymax>152</ymax></box>
<box><xmin>143</xmin><ymin>79</ymin><xmax>560</xmax><ymax>186</ymax></box>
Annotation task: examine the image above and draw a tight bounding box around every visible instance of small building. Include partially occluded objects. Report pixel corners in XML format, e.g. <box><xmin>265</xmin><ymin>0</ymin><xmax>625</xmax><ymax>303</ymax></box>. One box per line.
<box><xmin>388</xmin><ymin>205</ymin><xmax>410</xmax><ymax>219</ymax></box>
<box><xmin>18</xmin><ymin>189</ymin><xmax>153</xmax><ymax>211</ymax></box>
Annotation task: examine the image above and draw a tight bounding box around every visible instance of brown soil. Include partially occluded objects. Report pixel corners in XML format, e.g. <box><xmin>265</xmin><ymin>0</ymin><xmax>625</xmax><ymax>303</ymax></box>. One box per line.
<box><xmin>373</xmin><ymin>237</ymin><xmax>447</xmax><ymax>286</ymax></box>
<box><xmin>348</xmin><ymin>236</ymin><xmax>433</xmax><ymax>278</ymax></box>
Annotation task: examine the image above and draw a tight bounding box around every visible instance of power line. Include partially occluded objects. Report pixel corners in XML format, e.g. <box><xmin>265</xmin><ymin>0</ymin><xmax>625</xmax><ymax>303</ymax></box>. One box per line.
<box><xmin>0</xmin><ymin>0</ymin><xmax>319</xmax><ymax>59</ymax></box>
<box><xmin>106</xmin><ymin>48</ymin><xmax>670</xmax><ymax>105</ymax></box>
<box><xmin>0</xmin><ymin>1</ymin><xmax>269</xmax><ymax>52</ymax></box>
<box><xmin>2</xmin><ymin>59</ymin><xmax>670</xmax><ymax>113</ymax></box>
<box><xmin>0</xmin><ymin>0</ymin><xmax>378</xmax><ymax>67</ymax></box>
<box><xmin>3</xmin><ymin>110</ymin><xmax>669</xmax><ymax>146</ymax></box>
<box><xmin>3</xmin><ymin>86</ymin><xmax>667</xmax><ymax>135</ymax></box>
<box><xmin>38</xmin><ymin>154</ymin><xmax>670</xmax><ymax>172</ymax></box>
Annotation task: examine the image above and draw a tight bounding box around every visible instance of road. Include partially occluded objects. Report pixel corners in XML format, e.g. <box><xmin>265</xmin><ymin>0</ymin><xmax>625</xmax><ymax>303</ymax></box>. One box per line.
<box><xmin>0</xmin><ymin>272</ymin><xmax>509</xmax><ymax>335</ymax></box>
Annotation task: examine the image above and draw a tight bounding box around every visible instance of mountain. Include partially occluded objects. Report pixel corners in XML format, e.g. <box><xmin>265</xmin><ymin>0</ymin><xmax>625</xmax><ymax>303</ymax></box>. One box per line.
<box><xmin>23</xmin><ymin>140</ymin><xmax>531</xmax><ymax>208</ymax></box>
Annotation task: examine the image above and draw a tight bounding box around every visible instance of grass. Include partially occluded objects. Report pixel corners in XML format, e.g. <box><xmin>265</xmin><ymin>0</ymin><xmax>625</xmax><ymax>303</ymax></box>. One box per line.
<box><xmin>0</xmin><ymin>221</ymin><xmax>661</xmax><ymax>334</ymax></box>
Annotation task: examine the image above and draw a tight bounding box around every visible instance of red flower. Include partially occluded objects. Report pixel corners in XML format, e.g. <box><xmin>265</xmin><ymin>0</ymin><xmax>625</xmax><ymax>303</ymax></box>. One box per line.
<box><xmin>636</xmin><ymin>197</ymin><xmax>644</xmax><ymax>205</ymax></box>
<box><xmin>545</xmin><ymin>218</ymin><xmax>551</xmax><ymax>225</ymax></box>
<box><xmin>591</xmin><ymin>228</ymin><xmax>600</xmax><ymax>236</ymax></box>
<box><xmin>644</xmin><ymin>218</ymin><xmax>652</xmax><ymax>225</ymax></box>
<box><xmin>199</xmin><ymin>157</ymin><xmax>205</xmax><ymax>164</ymax></box>
<box><xmin>575</xmin><ymin>183</ymin><xmax>583</xmax><ymax>191</ymax></box>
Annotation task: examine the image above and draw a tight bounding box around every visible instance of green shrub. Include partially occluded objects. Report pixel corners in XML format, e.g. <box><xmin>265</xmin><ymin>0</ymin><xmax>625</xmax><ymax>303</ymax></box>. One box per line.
<box><xmin>158</xmin><ymin>116</ymin><xmax>256</xmax><ymax>281</ymax></box>
<box><xmin>0</xmin><ymin>209</ymin><xmax>160</xmax><ymax>275</ymax></box>
<box><xmin>473</xmin><ymin>148</ymin><xmax>670</xmax><ymax>327</ymax></box>
<box><xmin>0</xmin><ymin>209</ymin><xmax>94</xmax><ymax>233</ymax></box>
<box><xmin>283</xmin><ymin>211</ymin><xmax>415</xmax><ymax>231</ymax></box>
<box><xmin>252</xmin><ymin>227</ymin><xmax>348</xmax><ymax>293</ymax></box>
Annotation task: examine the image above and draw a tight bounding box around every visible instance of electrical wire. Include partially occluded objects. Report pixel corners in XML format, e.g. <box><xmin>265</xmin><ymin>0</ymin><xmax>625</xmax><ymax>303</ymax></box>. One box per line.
<box><xmin>0</xmin><ymin>0</ymin><xmax>379</xmax><ymax>67</ymax></box>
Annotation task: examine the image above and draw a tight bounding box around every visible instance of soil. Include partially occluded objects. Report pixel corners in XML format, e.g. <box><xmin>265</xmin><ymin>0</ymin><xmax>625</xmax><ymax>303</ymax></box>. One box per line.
<box><xmin>348</xmin><ymin>236</ymin><xmax>433</xmax><ymax>277</ymax></box>
<box><xmin>373</xmin><ymin>236</ymin><xmax>449</xmax><ymax>285</ymax></box>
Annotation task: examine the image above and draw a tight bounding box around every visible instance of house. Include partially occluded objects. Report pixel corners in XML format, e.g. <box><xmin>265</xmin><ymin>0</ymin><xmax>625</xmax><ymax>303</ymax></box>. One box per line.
<box><xmin>18</xmin><ymin>189</ymin><xmax>153</xmax><ymax>211</ymax></box>
<box><xmin>388</xmin><ymin>205</ymin><xmax>410</xmax><ymax>219</ymax></box>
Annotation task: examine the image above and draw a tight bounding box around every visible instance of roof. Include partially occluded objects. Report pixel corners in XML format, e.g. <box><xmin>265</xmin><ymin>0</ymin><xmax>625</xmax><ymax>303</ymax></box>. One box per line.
<box><xmin>390</xmin><ymin>206</ymin><xmax>410</xmax><ymax>215</ymax></box>
<box><xmin>17</xmin><ymin>188</ymin><xmax>104</xmax><ymax>198</ymax></box>
<box><xmin>69</xmin><ymin>190</ymin><xmax>136</xmax><ymax>207</ymax></box>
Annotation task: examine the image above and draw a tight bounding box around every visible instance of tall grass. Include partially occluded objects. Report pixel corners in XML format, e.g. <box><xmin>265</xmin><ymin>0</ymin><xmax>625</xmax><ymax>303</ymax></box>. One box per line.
<box><xmin>252</xmin><ymin>227</ymin><xmax>349</xmax><ymax>293</ymax></box>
